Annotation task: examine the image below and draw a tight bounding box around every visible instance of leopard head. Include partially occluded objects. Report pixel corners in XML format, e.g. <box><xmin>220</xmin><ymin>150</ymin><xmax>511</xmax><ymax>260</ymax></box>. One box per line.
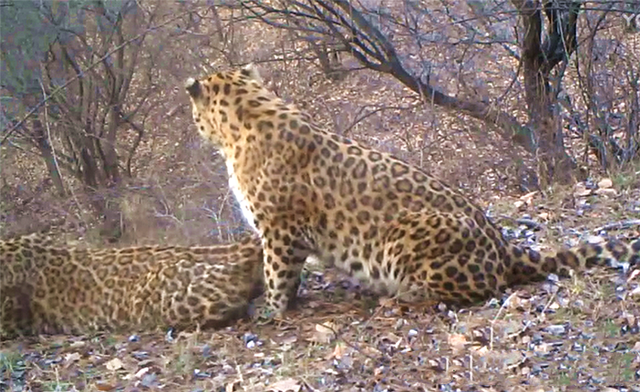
<box><xmin>185</xmin><ymin>63</ymin><xmax>273</xmax><ymax>150</ymax></box>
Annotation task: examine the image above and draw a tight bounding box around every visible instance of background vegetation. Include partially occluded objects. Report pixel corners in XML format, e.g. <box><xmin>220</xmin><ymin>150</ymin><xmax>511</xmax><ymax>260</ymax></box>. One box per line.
<box><xmin>1</xmin><ymin>0</ymin><xmax>639</xmax><ymax>245</ymax></box>
<box><xmin>2</xmin><ymin>1</ymin><xmax>640</xmax><ymax>391</ymax></box>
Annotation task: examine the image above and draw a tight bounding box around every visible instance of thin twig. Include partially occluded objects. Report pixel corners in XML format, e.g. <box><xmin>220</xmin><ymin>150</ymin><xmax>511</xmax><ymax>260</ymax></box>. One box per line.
<box><xmin>594</xmin><ymin>219</ymin><xmax>640</xmax><ymax>233</ymax></box>
<box><xmin>0</xmin><ymin>9</ymin><xmax>197</xmax><ymax>146</ymax></box>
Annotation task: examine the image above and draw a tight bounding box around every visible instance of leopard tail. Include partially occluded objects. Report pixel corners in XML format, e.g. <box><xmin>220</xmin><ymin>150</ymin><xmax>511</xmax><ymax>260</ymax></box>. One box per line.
<box><xmin>505</xmin><ymin>237</ymin><xmax>640</xmax><ymax>286</ymax></box>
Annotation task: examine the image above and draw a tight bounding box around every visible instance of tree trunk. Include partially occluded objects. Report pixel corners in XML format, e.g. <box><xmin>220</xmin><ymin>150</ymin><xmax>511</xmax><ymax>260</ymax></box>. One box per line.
<box><xmin>514</xmin><ymin>0</ymin><xmax>582</xmax><ymax>185</ymax></box>
<box><xmin>521</xmin><ymin>54</ymin><xmax>575</xmax><ymax>185</ymax></box>
<box><xmin>31</xmin><ymin>118</ymin><xmax>66</xmax><ymax>196</ymax></box>
<box><xmin>98</xmin><ymin>108</ymin><xmax>123</xmax><ymax>242</ymax></box>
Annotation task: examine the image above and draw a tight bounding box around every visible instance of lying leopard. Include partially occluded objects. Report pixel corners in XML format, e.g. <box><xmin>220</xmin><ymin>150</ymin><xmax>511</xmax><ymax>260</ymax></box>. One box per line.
<box><xmin>1</xmin><ymin>233</ymin><xmax>263</xmax><ymax>339</ymax></box>
<box><xmin>185</xmin><ymin>64</ymin><xmax>640</xmax><ymax>320</ymax></box>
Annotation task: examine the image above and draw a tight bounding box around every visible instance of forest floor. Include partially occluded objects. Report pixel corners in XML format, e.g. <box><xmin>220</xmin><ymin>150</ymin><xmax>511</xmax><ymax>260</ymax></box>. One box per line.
<box><xmin>3</xmin><ymin>3</ymin><xmax>639</xmax><ymax>390</ymax></box>
<box><xmin>2</xmin><ymin>183</ymin><xmax>640</xmax><ymax>392</ymax></box>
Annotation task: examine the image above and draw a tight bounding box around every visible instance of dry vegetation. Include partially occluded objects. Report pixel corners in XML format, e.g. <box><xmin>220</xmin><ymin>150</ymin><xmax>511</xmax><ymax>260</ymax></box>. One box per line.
<box><xmin>2</xmin><ymin>0</ymin><xmax>640</xmax><ymax>390</ymax></box>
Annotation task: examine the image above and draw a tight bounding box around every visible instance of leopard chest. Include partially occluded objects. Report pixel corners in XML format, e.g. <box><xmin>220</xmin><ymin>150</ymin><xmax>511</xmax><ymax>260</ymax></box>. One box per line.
<box><xmin>226</xmin><ymin>160</ymin><xmax>259</xmax><ymax>233</ymax></box>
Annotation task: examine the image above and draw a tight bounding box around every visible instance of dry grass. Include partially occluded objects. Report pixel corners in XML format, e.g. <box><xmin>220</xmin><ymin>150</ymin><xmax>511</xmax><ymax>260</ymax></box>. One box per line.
<box><xmin>2</xmin><ymin>192</ymin><xmax>640</xmax><ymax>391</ymax></box>
<box><xmin>2</xmin><ymin>3</ymin><xmax>640</xmax><ymax>390</ymax></box>
<box><xmin>2</xmin><ymin>268</ymin><xmax>639</xmax><ymax>391</ymax></box>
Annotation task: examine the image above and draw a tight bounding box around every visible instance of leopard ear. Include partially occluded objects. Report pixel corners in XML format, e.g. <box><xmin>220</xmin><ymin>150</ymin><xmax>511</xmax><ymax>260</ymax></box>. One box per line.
<box><xmin>241</xmin><ymin>63</ymin><xmax>262</xmax><ymax>83</ymax></box>
<box><xmin>185</xmin><ymin>77</ymin><xmax>202</xmax><ymax>99</ymax></box>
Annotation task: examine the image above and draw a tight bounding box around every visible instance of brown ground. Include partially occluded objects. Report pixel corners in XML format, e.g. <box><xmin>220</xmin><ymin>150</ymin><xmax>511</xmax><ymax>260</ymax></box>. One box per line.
<box><xmin>2</xmin><ymin>4</ymin><xmax>640</xmax><ymax>390</ymax></box>
<box><xmin>2</xmin><ymin>189</ymin><xmax>640</xmax><ymax>392</ymax></box>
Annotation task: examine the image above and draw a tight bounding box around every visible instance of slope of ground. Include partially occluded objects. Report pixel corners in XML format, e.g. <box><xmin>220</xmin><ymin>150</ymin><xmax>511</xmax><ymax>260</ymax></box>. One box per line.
<box><xmin>2</xmin><ymin>186</ymin><xmax>640</xmax><ymax>391</ymax></box>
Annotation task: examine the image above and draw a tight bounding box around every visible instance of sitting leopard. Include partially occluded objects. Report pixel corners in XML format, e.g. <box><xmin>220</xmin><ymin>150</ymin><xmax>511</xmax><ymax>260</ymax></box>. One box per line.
<box><xmin>185</xmin><ymin>64</ymin><xmax>640</xmax><ymax>320</ymax></box>
<box><xmin>1</xmin><ymin>233</ymin><xmax>264</xmax><ymax>339</ymax></box>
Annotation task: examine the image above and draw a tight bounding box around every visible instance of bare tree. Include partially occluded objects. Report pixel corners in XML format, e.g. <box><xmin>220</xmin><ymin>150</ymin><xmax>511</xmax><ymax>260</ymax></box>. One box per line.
<box><xmin>1</xmin><ymin>0</ymin><xmax>172</xmax><ymax>240</ymax></box>
<box><xmin>510</xmin><ymin>0</ymin><xmax>580</xmax><ymax>183</ymax></box>
<box><xmin>571</xmin><ymin>2</ymin><xmax>640</xmax><ymax>171</ymax></box>
<box><xmin>233</xmin><ymin>0</ymin><xmax>638</xmax><ymax>185</ymax></box>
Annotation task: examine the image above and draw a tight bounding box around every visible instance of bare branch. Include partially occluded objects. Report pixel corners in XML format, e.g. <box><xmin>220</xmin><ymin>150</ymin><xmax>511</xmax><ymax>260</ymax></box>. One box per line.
<box><xmin>0</xmin><ymin>8</ymin><xmax>196</xmax><ymax>146</ymax></box>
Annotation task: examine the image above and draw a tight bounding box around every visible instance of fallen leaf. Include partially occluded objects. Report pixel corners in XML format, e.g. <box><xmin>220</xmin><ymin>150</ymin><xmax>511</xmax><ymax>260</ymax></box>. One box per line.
<box><xmin>64</xmin><ymin>352</ymin><xmax>81</xmax><ymax>363</ymax></box>
<box><xmin>473</xmin><ymin>348</ymin><xmax>526</xmax><ymax>369</ymax></box>
<box><xmin>586</xmin><ymin>235</ymin><xmax>606</xmax><ymax>244</ymax></box>
<box><xmin>519</xmin><ymin>190</ymin><xmax>538</xmax><ymax>202</ymax></box>
<box><xmin>574</xmin><ymin>183</ymin><xmax>592</xmax><ymax>197</ymax></box>
<box><xmin>326</xmin><ymin>341</ymin><xmax>346</xmax><ymax>360</ymax></box>
<box><xmin>266</xmin><ymin>378</ymin><xmax>302</xmax><ymax>392</ymax></box>
<box><xmin>225</xmin><ymin>380</ymin><xmax>241</xmax><ymax>392</ymax></box>
<box><xmin>598</xmin><ymin>178</ymin><xmax>613</xmax><ymax>188</ymax></box>
<box><xmin>134</xmin><ymin>367</ymin><xmax>150</xmax><ymax>378</ymax></box>
<box><xmin>95</xmin><ymin>381</ymin><xmax>116</xmax><ymax>391</ymax></box>
<box><xmin>69</xmin><ymin>340</ymin><xmax>86</xmax><ymax>348</ymax></box>
<box><xmin>447</xmin><ymin>333</ymin><xmax>468</xmax><ymax>352</ymax></box>
<box><xmin>630</xmin><ymin>286</ymin><xmax>640</xmax><ymax>297</ymax></box>
<box><xmin>381</xmin><ymin>332</ymin><xmax>402</xmax><ymax>345</ymax></box>
<box><xmin>105</xmin><ymin>357</ymin><xmax>124</xmax><ymax>371</ymax></box>
<box><xmin>595</xmin><ymin>188</ymin><xmax>617</xmax><ymax>197</ymax></box>
<box><xmin>278</xmin><ymin>334</ymin><xmax>298</xmax><ymax>345</ymax></box>
<box><xmin>307</xmin><ymin>322</ymin><xmax>336</xmax><ymax>344</ymax></box>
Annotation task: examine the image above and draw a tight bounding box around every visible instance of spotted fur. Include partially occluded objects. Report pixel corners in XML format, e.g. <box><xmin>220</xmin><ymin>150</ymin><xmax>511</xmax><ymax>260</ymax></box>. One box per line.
<box><xmin>1</xmin><ymin>233</ymin><xmax>264</xmax><ymax>338</ymax></box>
<box><xmin>185</xmin><ymin>64</ymin><xmax>640</xmax><ymax>319</ymax></box>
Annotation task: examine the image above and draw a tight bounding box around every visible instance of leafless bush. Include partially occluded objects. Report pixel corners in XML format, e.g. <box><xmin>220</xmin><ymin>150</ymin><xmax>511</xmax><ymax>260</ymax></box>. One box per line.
<box><xmin>1</xmin><ymin>0</ymin><xmax>638</xmax><ymax>243</ymax></box>
<box><xmin>233</xmin><ymin>0</ymin><xmax>639</xmax><ymax>185</ymax></box>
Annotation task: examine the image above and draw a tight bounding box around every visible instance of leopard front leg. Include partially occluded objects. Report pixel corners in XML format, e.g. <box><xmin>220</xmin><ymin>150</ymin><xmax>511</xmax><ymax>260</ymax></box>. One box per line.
<box><xmin>258</xmin><ymin>231</ymin><xmax>310</xmax><ymax>322</ymax></box>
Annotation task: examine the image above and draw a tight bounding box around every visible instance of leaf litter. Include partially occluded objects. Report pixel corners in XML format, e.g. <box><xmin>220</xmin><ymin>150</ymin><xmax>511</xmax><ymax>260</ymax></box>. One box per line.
<box><xmin>2</xmin><ymin>180</ymin><xmax>640</xmax><ymax>391</ymax></box>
